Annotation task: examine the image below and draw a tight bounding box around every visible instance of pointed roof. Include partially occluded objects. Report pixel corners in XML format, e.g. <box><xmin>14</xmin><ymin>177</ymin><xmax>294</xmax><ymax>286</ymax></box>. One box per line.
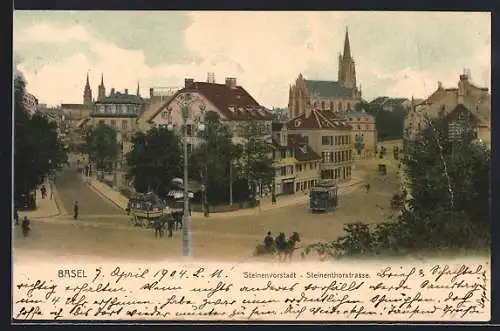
<box><xmin>85</xmin><ymin>72</ymin><xmax>90</xmax><ymax>88</ymax></box>
<box><xmin>343</xmin><ymin>27</ymin><xmax>351</xmax><ymax>59</ymax></box>
<box><xmin>100</xmin><ymin>73</ymin><xmax>104</xmax><ymax>86</ymax></box>
<box><xmin>136</xmin><ymin>81</ymin><xmax>140</xmax><ymax>96</ymax></box>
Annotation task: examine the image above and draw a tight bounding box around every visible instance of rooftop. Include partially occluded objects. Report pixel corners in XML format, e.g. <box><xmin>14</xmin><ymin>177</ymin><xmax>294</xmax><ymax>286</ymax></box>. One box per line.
<box><xmin>287</xmin><ymin>109</ymin><xmax>351</xmax><ymax>131</ymax></box>
<box><xmin>305</xmin><ymin>80</ymin><xmax>356</xmax><ymax>99</ymax></box>
<box><xmin>149</xmin><ymin>81</ymin><xmax>274</xmax><ymax>122</ymax></box>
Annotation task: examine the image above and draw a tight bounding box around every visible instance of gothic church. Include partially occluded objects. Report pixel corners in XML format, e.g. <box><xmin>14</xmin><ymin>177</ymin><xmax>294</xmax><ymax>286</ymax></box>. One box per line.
<box><xmin>288</xmin><ymin>27</ymin><xmax>362</xmax><ymax>119</ymax></box>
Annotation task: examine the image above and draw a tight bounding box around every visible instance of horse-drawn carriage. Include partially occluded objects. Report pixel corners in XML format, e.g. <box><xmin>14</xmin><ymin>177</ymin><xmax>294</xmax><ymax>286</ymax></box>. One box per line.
<box><xmin>127</xmin><ymin>192</ymin><xmax>171</xmax><ymax>228</ymax></box>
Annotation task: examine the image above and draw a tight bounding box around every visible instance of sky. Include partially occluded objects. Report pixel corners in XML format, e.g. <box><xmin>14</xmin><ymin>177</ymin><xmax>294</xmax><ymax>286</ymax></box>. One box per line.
<box><xmin>13</xmin><ymin>11</ymin><xmax>490</xmax><ymax>108</ymax></box>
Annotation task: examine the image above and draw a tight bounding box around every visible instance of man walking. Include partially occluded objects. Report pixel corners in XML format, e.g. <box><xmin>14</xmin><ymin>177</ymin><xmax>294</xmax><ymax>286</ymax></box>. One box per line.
<box><xmin>73</xmin><ymin>201</ymin><xmax>79</xmax><ymax>220</ymax></box>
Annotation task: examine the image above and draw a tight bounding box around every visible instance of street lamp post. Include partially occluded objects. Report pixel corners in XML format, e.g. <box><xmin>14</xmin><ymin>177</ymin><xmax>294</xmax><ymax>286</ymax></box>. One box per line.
<box><xmin>167</xmin><ymin>93</ymin><xmax>205</xmax><ymax>258</ymax></box>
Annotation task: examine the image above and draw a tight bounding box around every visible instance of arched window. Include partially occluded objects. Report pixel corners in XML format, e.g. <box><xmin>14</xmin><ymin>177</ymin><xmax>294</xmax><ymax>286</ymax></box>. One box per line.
<box><xmin>338</xmin><ymin>102</ymin><xmax>342</xmax><ymax>111</ymax></box>
<box><xmin>330</xmin><ymin>101</ymin><xmax>334</xmax><ymax>110</ymax></box>
<box><xmin>347</xmin><ymin>102</ymin><xmax>351</xmax><ymax>110</ymax></box>
<box><xmin>321</xmin><ymin>101</ymin><xmax>325</xmax><ymax>109</ymax></box>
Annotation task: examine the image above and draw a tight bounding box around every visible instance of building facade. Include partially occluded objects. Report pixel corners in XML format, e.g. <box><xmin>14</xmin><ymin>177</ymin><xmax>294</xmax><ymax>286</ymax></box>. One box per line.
<box><xmin>271</xmin><ymin>123</ymin><xmax>321</xmax><ymax>195</ymax></box>
<box><xmin>341</xmin><ymin>110</ymin><xmax>377</xmax><ymax>159</ymax></box>
<box><xmin>286</xmin><ymin>108</ymin><xmax>353</xmax><ymax>183</ymax></box>
<box><xmin>405</xmin><ymin>73</ymin><xmax>490</xmax><ymax>145</ymax></box>
<box><xmin>88</xmin><ymin>89</ymin><xmax>147</xmax><ymax>187</ymax></box>
<box><xmin>288</xmin><ymin>28</ymin><xmax>362</xmax><ymax>119</ymax></box>
<box><xmin>22</xmin><ymin>92</ymin><xmax>38</xmax><ymax>117</ymax></box>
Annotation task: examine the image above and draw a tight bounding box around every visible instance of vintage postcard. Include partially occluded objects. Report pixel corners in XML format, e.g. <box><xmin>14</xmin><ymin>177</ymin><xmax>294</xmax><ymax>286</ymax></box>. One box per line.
<box><xmin>12</xmin><ymin>11</ymin><xmax>491</xmax><ymax>322</ymax></box>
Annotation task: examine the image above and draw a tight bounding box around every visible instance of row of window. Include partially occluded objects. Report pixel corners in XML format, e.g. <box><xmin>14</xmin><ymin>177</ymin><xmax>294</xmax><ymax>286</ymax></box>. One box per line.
<box><xmin>322</xmin><ymin>135</ymin><xmax>351</xmax><ymax>146</ymax></box>
<box><xmin>320</xmin><ymin>166</ymin><xmax>352</xmax><ymax>180</ymax></box>
<box><xmin>274</xmin><ymin>149</ymin><xmax>294</xmax><ymax>160</ymax></box>
<box><xmin>321</xmin><ymin>150</ymin><xmax>352</xmax><ymax>163</ymax></box>
<box><xmin>98</xmin><ymin>119</ymin><xmax>132</xmax><ymax>130</ymax></box>
<box><xmin>96</xmin><ymin>104</ymin><xmax>139</xmax><ymax>114</ymax></box>
<box><xmin>312</xmin><ymin>100</ymin><xmax>353</xmax><ymax>111</ymax></box>
<box><xmin>296</xmin><ymin>162</ymin><xmax>318</xmax><ymax>172</ymax></box>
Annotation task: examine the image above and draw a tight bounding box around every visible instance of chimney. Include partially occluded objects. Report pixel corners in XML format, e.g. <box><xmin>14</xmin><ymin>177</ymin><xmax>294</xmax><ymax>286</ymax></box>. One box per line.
<box><xmin>437</xmin><ymin>81</ymin><xmax>443</xmax><ymax>89</ymax></box>
<box><xmin>185</xmin><ymin>78</ymin><xmax>194</xmax><ymax>88</ymax></box>
<box><xmin>207</xmin><ymin>72</ymin><xmax>215</xmax><ymax>84</ymax></box>
<box><xmin>125</xmin><ymin>89</ymin><xmax>129</xmax><ymax>95</ymax></box>
<box><xmin>149</xmin><ymin>88</ymin><xmax>154</xmax><ymax>99</ymax></box>
<box><xmin>225</xmin><ymin>77</ymin><xmax>237</xmax><ymax>89</ymax></box>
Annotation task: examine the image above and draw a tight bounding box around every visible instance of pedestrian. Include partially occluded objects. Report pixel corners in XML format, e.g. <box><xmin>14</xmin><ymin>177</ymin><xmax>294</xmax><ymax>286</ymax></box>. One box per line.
<box><xmin>271</xmin><ymin>193</ymin><xmax>277</xmax><ymax>205</ymax></box>
<box><xmin>41</xmin><ymin>185</ymin><xmax>47</xmax><ymax>199</ymax></box>
<box><xmin>73</xmin><ymin>201</ymin><xmax>79</xmax><ymax>220</ymax></box>
<box><xmin>22</xmin><ymin>216</ymin><xmax>31</xmax><ymax>237</ymax></box>
<box><xmin>365</xmin><ymin>183</ymin><xmax>371</xmax><ymax>193</ymax></box>
<box><xmin>14</xmin><ymin>208</ymin><xmax>19</xmax><ymax>226</ymax></box>
<box><xmin>167</xmin><ymin>216</ymin><xmax>174</xmax><ymax>238</ymax></box>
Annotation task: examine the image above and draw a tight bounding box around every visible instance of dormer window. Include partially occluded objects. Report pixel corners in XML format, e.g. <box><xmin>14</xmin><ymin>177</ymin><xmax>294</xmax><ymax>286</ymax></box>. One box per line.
<box><xmin>294</xmin><ymin>119</ymin><xmax>302</xmax><ymax>127</ymax></box>
<box><xmin>458</xmin><ymin>112</ymin><xmax>464</xmax><ymax>120</ymax></box>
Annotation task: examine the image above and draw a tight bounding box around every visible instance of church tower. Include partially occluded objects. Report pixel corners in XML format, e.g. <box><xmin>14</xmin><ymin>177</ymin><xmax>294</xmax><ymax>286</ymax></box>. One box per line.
<box><xmin>83</xmin><ymin>72</ymin><xmax>93</xmax><ymax>106</ymax></box>
<box><xmin>98</xmin><ymin>73</ymin><xmax>106</xmax><ymax>101</ymax></box>
<box><xmin>338</xmin><ymin>27</ymin><xmax>357</xmax><ymax>89</ymax></box>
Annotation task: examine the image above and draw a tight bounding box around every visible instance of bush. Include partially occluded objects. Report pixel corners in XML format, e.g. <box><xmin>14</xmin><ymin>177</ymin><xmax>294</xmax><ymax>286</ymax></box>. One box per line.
<box><xmin>119</xmin><ymin>186</ymin><xmax>134</xmax><ymax>199</ymax></box>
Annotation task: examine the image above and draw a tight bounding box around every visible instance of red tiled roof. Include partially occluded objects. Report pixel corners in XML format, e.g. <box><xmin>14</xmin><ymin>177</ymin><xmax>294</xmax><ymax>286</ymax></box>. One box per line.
<box><xmin>286</xmin><ymin>109</ymin><xmax>351</xmax><ymax>131</ymax></box>
<box><xmin>288</xmin><ymin>134</ymin><xmax>321</xmax><ymax>162</ymax></box>
<box><xmin>148</xmin><ymin>81</ymin><xmax>273</xmax><ymax>122</ymax></box>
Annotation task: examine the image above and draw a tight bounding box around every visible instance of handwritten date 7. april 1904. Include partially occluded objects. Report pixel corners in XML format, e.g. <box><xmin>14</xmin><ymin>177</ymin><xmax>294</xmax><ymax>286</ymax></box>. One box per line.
<box><xmin>13</xmin><ymin>262</ymin><xmax>490</xmax><ymax>321</ymax></box>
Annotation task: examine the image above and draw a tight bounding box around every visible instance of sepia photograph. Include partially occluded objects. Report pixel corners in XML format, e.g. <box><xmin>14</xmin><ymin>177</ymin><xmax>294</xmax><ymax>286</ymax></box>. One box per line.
<box><xmin>12</xmin><ymin>10</ymin><xmax>491</xmax><ymax>322</ymax></box>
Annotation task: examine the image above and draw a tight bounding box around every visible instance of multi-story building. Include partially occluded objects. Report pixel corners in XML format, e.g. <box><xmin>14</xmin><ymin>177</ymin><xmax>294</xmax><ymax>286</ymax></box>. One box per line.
<box><xmin>286</xmin><ymin>108</ymin><xmax>353</xmax><ymax>182</ymax></box>
<box><xmin>22</xmin><ymin>91</ymin><xmax>38</xmax><ymax>117</ymax></box>
<box><xmin>148</xmin><ymin>76</ymin><xmax>274</xmax><ymax>150</ymax></box>
<box><xmin>288</xmin><ymin>27</ymin><xmax>362</xmax><ymax>119</ymax></box>
<box><xmin>405</xmin><ymin>72</ymin><xmax>490</xmax><ymax>145</ymax></box>
<box><xmin>341</xmin><ymin>110</ymin><xmax>377</xmax><ymax>159</ymax></box>
<box><xmin>88</xmin><ymin>88</ymin><xmax>147</xmax><ymax>187</ymax></box>
<box><xmin>271</xmin><ymin>122</ymin><xmax>321</xmax><ymax>195</ymax></box>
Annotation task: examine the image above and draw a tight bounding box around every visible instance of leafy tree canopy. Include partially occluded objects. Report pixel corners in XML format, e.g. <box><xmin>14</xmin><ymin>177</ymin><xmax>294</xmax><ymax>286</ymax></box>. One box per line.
<box><xmin>82</xmin><ymin>123</ymin><xmax>118</xmax><ymax>171</ymax></box>
<box><xmin>15</xmin><ymin>76</ymin><xmax>68</xmax><ymax>197</ymax></box>
<box><xmin>304</xmin><ymin>114</ymin><xmax>490</xmax><ymax>259</ymax></box>
<box><xmin>126</xmin><ymin>127</ymin><xmax>182</xmax><ymax>196</ymax></box>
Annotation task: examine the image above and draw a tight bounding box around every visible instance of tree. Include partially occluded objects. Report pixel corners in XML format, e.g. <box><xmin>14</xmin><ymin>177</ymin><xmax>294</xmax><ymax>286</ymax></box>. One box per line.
<box><xmin>354</xmin><ymin>134</ymin><xmax>365</xmax><ymax>155</ymax></box>
<box><xmin>14</xmin><ymin>76</ymin><xmax>68</xmax><ymax>199</ymax></box>
<box><xmin>362</xmin><ymin>102</ymin><xmax>407</xmax><ymax>141</ymax></box>
<box><xmin>126</xmin><ymin>127</ymin><xmax>182</xmax><ymax>196</ymax></box>
<box><xmin>304</xmin><ymin>114</ymin><xmax>490</xmax><ymax>258</ymax></box>
<box><xmin>82</xmin><ymin>123</ymin><xmax>118</xmax><ymax>172</ymax></box>
<box><xmin>235</xmin><ymin>120</ymin><xmax>274</xmax><ymax>198</ymax></box>
<box><xmin>189</xmin><ymin>111</ymin><xmax>244</xmax><ymax>205</ymax></box>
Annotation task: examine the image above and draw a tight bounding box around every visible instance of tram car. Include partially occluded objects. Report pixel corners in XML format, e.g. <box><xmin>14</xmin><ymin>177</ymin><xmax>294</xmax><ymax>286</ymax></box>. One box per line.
<box><xmin>309</xmin><ymin>180</ymin><xmax>339</xmax><ymax>212</ymax></box>
<box><xmin>127</xmin><ymin>192</ymin><xmax>171</xmax><ymax>228</ymax></box>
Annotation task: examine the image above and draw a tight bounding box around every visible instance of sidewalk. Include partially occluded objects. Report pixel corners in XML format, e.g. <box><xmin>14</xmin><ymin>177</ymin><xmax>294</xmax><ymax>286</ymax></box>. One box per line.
<box><xmin>18</xmin><ymin>184</ymin><xmax>60</xmax><ymax>220</ymax></box>
<box><xmin>84</xmin><ymin>174</ymin><xmax>366</xmax><ymax>219</ymax></box>
<box><xmin>84</xmin><ymin>176</ymin><xmax>129</xmax><ymax>210</ymax></box>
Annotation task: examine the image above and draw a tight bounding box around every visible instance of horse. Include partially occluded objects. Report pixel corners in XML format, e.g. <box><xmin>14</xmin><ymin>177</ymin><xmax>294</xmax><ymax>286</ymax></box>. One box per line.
<box><xmin>152</xmin><ymin>218</ymin><xmax>166</xmax><ymax>238</ymax></box>
<box><xmin>276</xmin><ymin>232</ymin><xmax>301</xmax><ymax>262</ymax></box>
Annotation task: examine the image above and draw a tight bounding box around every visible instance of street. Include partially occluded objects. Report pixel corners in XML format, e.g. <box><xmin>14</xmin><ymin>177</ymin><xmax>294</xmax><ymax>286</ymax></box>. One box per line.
<box><xmin>54</xmin><ymin>167</ymin><xmax>124</xmax><ymax>216</ymax></box>
<box><xmin>13</xmin><ymin>167</ymin><xmax>400</xmax><ymax>262</ymax></box>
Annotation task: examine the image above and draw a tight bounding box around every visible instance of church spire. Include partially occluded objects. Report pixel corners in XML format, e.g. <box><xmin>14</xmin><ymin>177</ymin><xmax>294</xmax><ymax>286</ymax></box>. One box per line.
<box><xmin>83</xmin><ymin>71</ymin><xmax>93</xmax><ymax>106</ymax></box>
<box><xmin>97</xmin><ymin>73</ymin><xmax>106</xmax><ymax>101</ymax></box>
<box><xmin>136</xmin><ymin>81</ymin><xmax>140</xmax><ymax>97</ymax></box>
<box><xmin>343</xmin><ymin>27</ymin><xmax>351</xmax><ymax>59</ymax></box>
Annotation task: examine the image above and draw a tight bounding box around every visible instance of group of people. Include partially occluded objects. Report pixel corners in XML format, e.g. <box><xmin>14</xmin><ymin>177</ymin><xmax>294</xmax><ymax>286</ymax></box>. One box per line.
<box><xmin>263</xmin><ymin>231</ymin><xmax>287</xmax><ymax>251</ymax></box>
<box><xmin>14</xmin><ymin>209</ymin><xmax>31</xmax><ymax>237</ymax></box>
